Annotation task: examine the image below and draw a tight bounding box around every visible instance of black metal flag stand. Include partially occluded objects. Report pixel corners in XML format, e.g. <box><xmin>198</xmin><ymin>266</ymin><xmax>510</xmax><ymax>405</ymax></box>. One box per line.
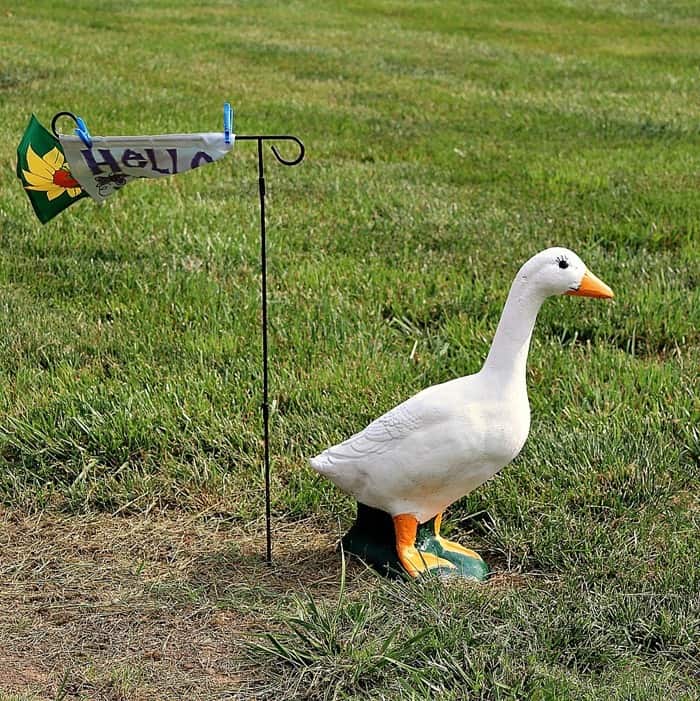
<box><xmin>50</xmin><ymin>111</ymin><xmax>305</xmax><ymax>567</ymax></box>
<box><xmin>236</xmin><ymin>135</ymin><xmax>305</xmax><ymax>563</ymax></box>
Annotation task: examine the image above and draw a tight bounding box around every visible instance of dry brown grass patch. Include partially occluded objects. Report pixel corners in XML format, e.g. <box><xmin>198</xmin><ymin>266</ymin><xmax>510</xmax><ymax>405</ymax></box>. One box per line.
<box><xmin>0</xmin><ymin>507</ymin><xmax>374</xmax><ymax>700</ymax></box>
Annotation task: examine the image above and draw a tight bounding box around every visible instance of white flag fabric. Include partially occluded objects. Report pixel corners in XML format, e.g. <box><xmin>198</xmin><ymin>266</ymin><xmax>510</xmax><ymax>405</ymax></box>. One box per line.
<box><xmin>59</xmin><ymin>132</ymin><xmax>234</xmax><ymax>202</ymax></box>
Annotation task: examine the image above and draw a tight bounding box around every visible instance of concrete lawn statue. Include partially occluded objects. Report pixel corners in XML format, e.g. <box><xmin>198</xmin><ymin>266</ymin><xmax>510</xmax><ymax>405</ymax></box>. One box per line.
<box><xmin>311</xmin><ymin>247</ymin><xmax>614</xmax><ymax>581</ymax></box>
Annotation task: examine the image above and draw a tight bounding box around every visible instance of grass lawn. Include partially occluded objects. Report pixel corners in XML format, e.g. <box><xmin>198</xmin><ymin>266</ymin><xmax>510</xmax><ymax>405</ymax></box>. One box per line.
<box><xmin>1</xmin><ymin>0</ymin><xmax>699</xmax><ymax>698</ymax></box>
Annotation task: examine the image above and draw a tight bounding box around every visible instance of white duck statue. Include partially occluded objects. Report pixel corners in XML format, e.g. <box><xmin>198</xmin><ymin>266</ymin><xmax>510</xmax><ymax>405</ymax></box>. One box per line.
<box><xmin>310</xmin><ymin>247</ymin><xmax>614</xmax><ymax>580</ymax></box>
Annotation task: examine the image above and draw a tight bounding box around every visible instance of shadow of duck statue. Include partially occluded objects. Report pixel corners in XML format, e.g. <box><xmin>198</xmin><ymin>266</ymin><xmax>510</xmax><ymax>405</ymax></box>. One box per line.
<box><xmin>310</xmin><ymin>247</ymin><xmax>614</xmax><ymax>581</ymax></box>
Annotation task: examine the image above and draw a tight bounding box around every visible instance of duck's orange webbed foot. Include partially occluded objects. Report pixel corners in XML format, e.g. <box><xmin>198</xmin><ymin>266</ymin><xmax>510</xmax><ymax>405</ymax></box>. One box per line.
<box><xmin>412</xmin><ymin>511</ymin><xmax>488</xmax><ymax>581</ymax></box>
<box><xmin>432</xmin><ymin>512</ymin><xmax>483</xmax><ymax>560</ymax></box>
<box><xmin>393</xmin><ymin>514</ymin><xmax>456</xmax><ymax>577</ymax></box>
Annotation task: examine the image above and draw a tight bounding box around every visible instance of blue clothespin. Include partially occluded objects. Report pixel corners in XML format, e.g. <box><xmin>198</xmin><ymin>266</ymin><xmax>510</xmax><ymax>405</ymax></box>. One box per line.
<box><xmin>223</xmin><ymin>102</ymin><xmax>233</xmax><ymax>144</ymax></box>
<box><xmin>74</xmin><ymin>116</ymin><xmax>92</xmax><ymax>148</ymax></box>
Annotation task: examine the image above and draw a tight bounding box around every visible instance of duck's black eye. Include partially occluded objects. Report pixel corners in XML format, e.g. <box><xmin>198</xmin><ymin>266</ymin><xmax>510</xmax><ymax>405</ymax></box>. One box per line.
<box><xmin>557</xmin><ymin>256</ymin><xmax>569</xmax><ymax>269</ymax></box>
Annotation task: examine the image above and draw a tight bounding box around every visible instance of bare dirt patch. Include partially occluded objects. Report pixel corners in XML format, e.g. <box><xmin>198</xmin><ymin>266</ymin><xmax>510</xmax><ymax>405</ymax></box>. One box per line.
<box><xmin>0</xmin><ymin>507</ymin><xmax>368</xmax><ymax>700</ymax></box>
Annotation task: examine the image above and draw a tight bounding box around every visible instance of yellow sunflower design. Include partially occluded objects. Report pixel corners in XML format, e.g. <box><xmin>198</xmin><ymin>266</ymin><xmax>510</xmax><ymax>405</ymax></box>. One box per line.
<box><xmin>22</xmin><ymin>145</ymin><xmax>82</xmax><ymax>201</ymax></box>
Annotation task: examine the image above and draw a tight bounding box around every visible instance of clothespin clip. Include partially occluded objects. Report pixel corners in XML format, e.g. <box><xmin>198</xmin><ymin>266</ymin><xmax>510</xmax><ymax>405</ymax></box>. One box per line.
<box><xmin>74</xmin><ymin>116</ymin><xmax>92</xmax><ymax>148</ymax></box>
<box><xmin>223</xmin><ymin>102</ymin><xmax>233</xmax><ymax>145</ymax></box>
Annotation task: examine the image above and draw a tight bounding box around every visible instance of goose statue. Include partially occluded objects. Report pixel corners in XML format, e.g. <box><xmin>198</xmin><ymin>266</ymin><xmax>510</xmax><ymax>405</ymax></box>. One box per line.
<box><xmin>310</xmin><ymin>247</ymin><xmax>614</xmax><ymax>580</ymax></box>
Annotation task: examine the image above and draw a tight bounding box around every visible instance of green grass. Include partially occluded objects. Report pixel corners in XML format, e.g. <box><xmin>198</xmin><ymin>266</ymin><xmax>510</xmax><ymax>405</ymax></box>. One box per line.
<box><xmin>0</xmin><ymin>0</ymin><xmax>699</xmax><ymax>698</ymax></box>
<box><xmin>256</xmin><ymin>559</ymin><xmax>699</xmax><ymax>699</ymax></box>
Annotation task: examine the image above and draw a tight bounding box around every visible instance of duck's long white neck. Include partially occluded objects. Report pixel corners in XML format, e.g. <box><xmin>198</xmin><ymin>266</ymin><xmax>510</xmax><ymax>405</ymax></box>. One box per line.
<box><xmin>481</xmin><ymin>276</ymin><xmax>547</xmax><ymax>386</ymax></box>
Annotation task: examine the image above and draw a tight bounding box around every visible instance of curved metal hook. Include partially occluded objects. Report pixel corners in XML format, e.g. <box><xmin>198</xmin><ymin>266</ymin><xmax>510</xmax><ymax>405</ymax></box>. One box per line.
<box><xmin>51</xmin><ymin>111</ymin><xmax>80</xmax><ymax>138</ymax></box>
<box><xmin>268</xmin><ymin>136</ymin><xmax>305</xmax><ymax>167</ymax></box>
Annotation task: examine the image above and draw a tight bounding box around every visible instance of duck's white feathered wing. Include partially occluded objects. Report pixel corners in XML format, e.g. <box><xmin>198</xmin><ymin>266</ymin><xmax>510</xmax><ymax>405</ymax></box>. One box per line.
<box><xmin>311</xmin><ymin>397</ymin><xmax>435</xmax><ymax>468</ymax></box>
<box><xmin>308</xmin><ymin>380</ymin><xmax>483</xmax><ymax>516</ymax></box>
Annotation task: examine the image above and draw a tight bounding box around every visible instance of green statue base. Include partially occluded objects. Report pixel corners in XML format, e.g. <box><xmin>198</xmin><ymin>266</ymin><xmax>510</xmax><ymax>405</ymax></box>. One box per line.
<box><xmin>342</xmin><ymin>503</ymin><xmax>488</xmax><ymax>581</ymax></box>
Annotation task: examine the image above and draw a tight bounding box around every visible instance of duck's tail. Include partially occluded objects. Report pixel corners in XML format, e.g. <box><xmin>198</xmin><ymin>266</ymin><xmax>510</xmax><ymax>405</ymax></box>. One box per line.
<box><xmin>308</xmin><ymin>453</ymin><xmax>331</xmax><ymax>474</ymax></box>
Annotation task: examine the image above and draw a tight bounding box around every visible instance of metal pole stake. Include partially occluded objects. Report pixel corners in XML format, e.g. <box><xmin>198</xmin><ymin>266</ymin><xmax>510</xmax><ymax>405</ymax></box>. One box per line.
<box><xmin>237</xmin><ymin>134</ymin><xmax>305</xmax><ymax>564</ymax></box>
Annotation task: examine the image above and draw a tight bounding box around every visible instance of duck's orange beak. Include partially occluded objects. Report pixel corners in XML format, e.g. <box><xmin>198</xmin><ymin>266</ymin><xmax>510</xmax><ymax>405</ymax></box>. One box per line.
<box><xmin>566</xmin><ymin>269</ymin><xmax>614</xmax><ymax>299</ymax></box>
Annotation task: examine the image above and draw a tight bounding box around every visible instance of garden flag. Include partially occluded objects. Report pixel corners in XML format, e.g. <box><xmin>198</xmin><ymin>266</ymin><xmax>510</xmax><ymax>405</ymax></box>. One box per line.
<box><xmin>17</xmin><ymin>114</ymin><xmax>234</xmax><ymax>223</ymax></box>
<box><xmin>16</xmin><ymin>114</ymin><xmax>87</xmax><ymax>223</ymax></box>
